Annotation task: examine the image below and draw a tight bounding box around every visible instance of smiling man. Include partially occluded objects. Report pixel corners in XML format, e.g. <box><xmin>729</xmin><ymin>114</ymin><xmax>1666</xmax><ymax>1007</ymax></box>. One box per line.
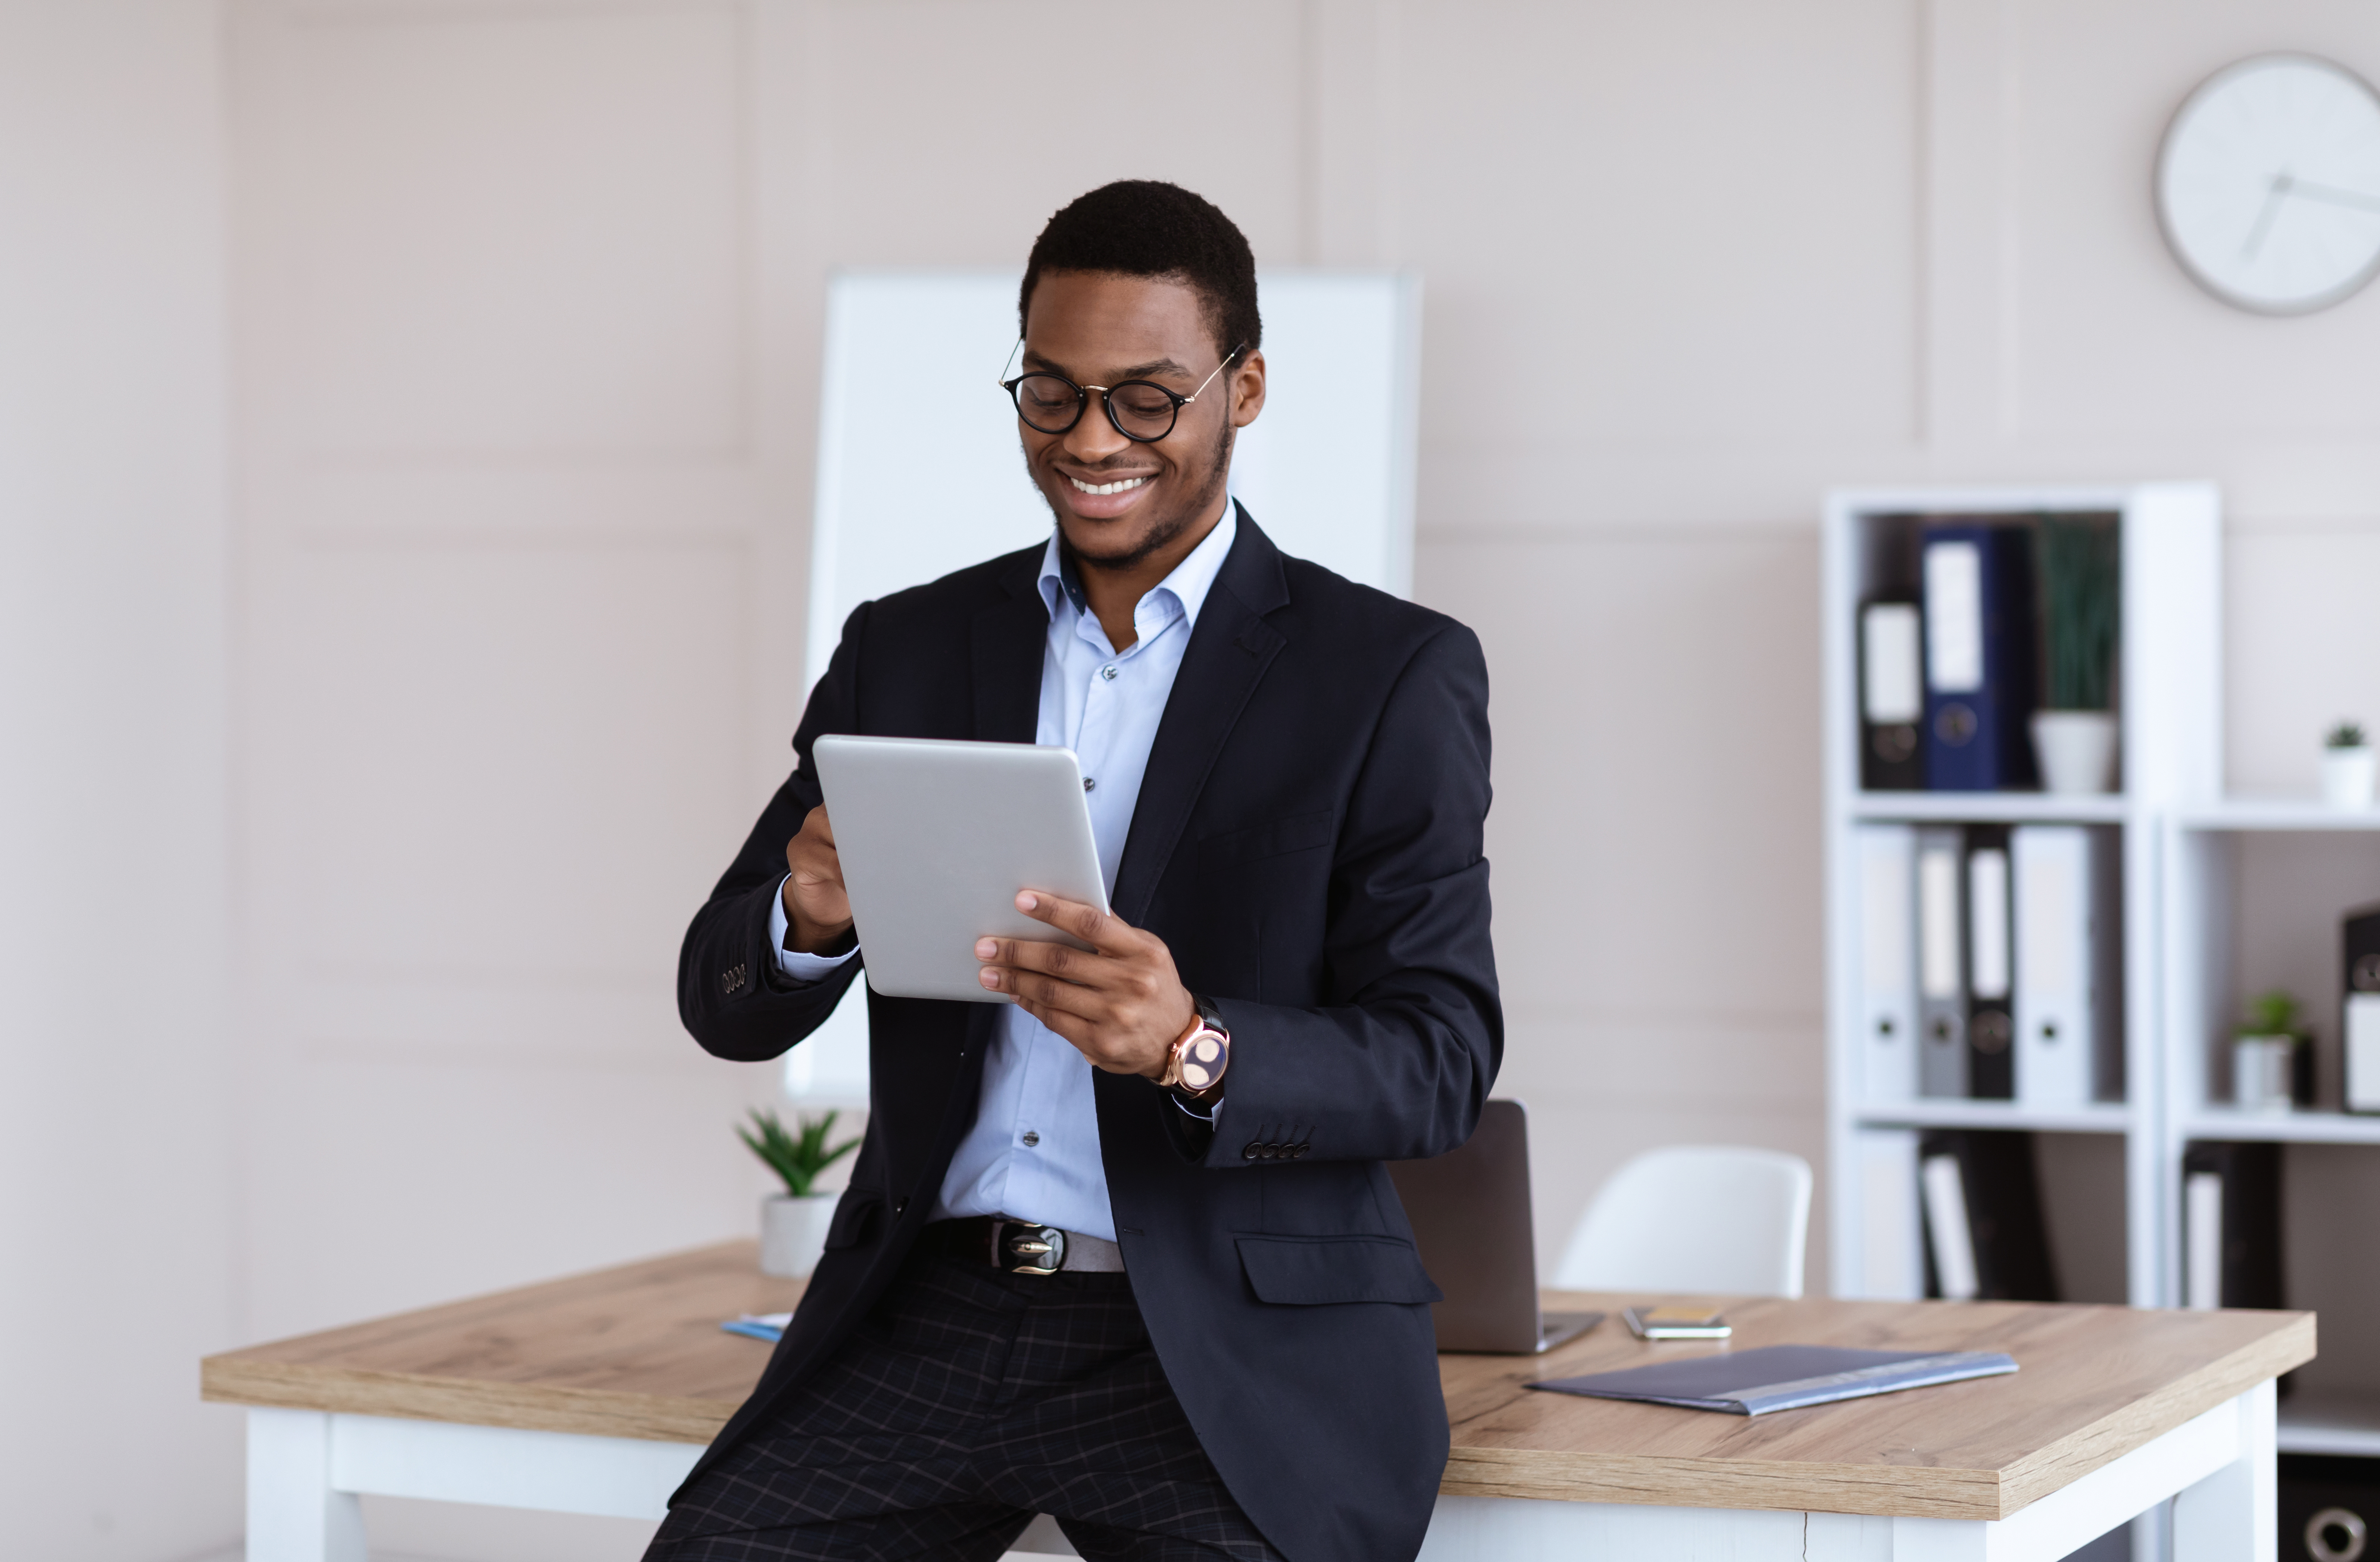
<box><xmin>651</xmin><ymin>182</ymin><xmax>1501</xmax><ymax>1562</ymax></box>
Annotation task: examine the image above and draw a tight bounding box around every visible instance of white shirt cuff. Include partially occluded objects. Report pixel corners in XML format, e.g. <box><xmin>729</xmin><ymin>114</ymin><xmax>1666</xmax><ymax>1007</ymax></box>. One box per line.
<box><xmin>1172</xmin><ymin>1091</ymin><xmax>1223</xmax><ymax>1124</ymax></box>
<box><xmin>769</xmin><ymin>875</ymin><xmax>860</xmax><ymax>981</ymax></box>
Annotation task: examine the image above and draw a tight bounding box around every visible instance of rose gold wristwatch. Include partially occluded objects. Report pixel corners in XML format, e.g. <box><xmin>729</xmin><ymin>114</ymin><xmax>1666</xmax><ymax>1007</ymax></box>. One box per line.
<box><xmin>1158</xmin><ymin>995</ymin><xmax>1230</xmax><ymax>1100</ymax></box>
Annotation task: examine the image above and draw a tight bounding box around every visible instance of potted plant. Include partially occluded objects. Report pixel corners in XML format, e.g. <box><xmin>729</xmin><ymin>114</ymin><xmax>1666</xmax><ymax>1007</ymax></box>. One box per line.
<box><xmin>2324</xmin><ymin>721</ymin><xmax>2376</xmax><ymax>809</ymax></box>
<box><xmin>2031</xmin><ymin>516</ymin><xmax>2121</xmax><ymax>794</ymax></box>
<box><xmin>2233</xmin><ymin>990</ymin><xmax>2312</xmax><ymax>1113</ymax></box>
<box><xmin>740</xmin><ymin>1107</ymin><xmax>861</xmax><ymax>1278</ymax></box>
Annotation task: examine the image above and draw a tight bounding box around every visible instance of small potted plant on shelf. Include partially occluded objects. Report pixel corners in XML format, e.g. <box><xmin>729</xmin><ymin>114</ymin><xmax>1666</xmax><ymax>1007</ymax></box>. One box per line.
<box><xmin>740</xmin><ymin>1107</ymin><xmax>861</xmax><ymax>1278</ymax></box>
<box><xmin>2233</xmin><ymin>991</ymin><xmax>2312</xmax><ymax>1114</ymax></box>
<box><xmin>2031</xmin><ymin>516</ymin><xmax>2121</xmax><ymax>794</ymax></box>
<box><xmin>2323</xmin><ymin>721</ymin><xmax>2376</xmax><ymax>810</ymax></box>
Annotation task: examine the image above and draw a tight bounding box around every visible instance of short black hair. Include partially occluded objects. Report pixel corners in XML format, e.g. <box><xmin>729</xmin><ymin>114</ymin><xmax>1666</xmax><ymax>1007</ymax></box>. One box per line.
<box><xmin>1018</xmin><ymin>180</ymin><xmax>1260</xmax><ymax>365</ymax></box>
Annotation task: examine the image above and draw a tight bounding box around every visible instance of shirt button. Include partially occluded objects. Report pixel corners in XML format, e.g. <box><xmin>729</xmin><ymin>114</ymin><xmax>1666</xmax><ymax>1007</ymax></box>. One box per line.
<box><xmin>1021</xmin><ymin>1130</ymin><xmax>1040</xmax><ymax>1147</ymax></box>
<box><xmin>1083</xmin><ymin>777</ymin><xmax>1096</xmax><ymax>791</ymax></box>
<box><xmin>1101</xmin><ymin>665</ymin><xmax>1118</xmax><ymax>681</ymax></box>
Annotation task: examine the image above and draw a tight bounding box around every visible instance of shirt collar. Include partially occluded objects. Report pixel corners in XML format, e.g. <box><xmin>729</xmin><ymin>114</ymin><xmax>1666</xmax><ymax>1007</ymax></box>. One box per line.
<box><xmin>1036</xmin><ymin>499</ymin><xmax>1239</xmax><ymax>633</ymax></box>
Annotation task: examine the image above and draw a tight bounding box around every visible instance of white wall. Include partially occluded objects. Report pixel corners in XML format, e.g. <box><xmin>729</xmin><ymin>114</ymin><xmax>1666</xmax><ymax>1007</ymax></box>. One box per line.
<box><xmin>0</xmin><ymin>1</ymin><xmax>240</xmax><ymax>1554</ymax></box>
<box><xmin>12</xmin><ymin>3</ymin><xmax>2380</xmax><ymax>1559</ymax></box>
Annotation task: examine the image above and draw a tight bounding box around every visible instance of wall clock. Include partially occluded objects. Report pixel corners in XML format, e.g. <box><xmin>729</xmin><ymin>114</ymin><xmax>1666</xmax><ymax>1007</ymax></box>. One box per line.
<box><xmin>2157</xmin><ymin>53</ymin><xmax>2380</xmax><ymax>314</ymax></box>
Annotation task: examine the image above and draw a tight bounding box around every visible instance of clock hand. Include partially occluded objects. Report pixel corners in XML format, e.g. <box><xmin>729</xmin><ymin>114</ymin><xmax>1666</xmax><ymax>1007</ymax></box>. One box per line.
<box><xmin>2286</xmin><ymin>177</ymin><xmax>2380</xmax><ymax>215</ymax></box>
<box><xmin>2241</xmin><ymin>172</ymin><xmax>2293</xmax><ymax>260</ymax></box>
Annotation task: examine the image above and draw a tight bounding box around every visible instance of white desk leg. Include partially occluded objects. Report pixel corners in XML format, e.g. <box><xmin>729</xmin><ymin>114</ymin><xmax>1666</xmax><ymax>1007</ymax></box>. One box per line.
<box><xmin>247</xmin><ymin>1408</ymin><xmax>368</xmax><ymax>1562</ymax></box>
<box><xmin>2173</xmin><ymin>1379</ymin><xmax>2277</xmax><ymax>1562</ymax></box>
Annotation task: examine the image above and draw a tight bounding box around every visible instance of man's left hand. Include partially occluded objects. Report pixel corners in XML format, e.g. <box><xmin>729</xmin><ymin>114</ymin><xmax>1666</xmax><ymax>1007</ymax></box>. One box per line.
<box><xmin>975</xmin><ymin>891</ymin><xmax>1194</xmax><ymax>1080</ymax></box>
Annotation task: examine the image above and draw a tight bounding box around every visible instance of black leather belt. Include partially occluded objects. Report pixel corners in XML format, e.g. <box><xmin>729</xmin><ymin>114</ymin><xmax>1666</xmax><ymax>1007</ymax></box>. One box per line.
<box><xmin>932</xmin><ymin>1216</ymin><xmax>1127</xmax><ymax>1275</ymax></box>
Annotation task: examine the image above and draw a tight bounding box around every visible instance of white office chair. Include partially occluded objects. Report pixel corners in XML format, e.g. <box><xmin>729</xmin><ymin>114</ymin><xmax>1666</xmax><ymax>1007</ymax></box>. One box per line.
<box><xmin>1550</xmin><ymin>1145</ymin><xmax>1814</xmax><ymax>1298</ymax></box>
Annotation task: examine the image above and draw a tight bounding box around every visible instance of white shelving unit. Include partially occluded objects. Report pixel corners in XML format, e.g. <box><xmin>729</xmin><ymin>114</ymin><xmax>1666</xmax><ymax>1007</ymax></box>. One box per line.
<box><xmin>1824</xmin><ymin>482</ymin><xmax>2222</xmax><ymax>1315</ymax></box>
<box><xmin>2273</xmin><ymin>1394</ymin><xmax>2380</xmax><ymax>1458</ymax></box>
<box><xmin>1850</xmin><ymin>792</ymin><xmax>2135</xmax><ymax>825</ymax></box>
<box><xmin>1850</xmin><ymin>1100</ymin><xmax>2136</xmax><ymax>1135</ymax></box>
<box><xmin>1826</xmin><ymin>480</ymin><xmax>2380</xmax><ymax>1466</ymax></box>
<box><xmin>2164</xmin><ymin>788</ymin><xmax>2380</xmax><ymax>1457</ymax></box>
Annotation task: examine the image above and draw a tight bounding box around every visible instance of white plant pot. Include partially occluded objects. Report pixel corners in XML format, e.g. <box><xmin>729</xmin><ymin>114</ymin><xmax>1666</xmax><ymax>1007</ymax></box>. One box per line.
<box><xmin>760</xmin><ymin>1192</ymin><xmax>838</xmax><ymax>1278</ymax></box>
<box><xmin>2233</xmin><ymin>1036</ymin><xmax>2296</xmax><ymax>1113</ymax></box>
<box><xmin>2324</xmin><ymin>747</ymin><xmax>2378</xmax><ymax>809</ymax></box>
<box><xmin>2031</xmin><ymin>710</ymin><xmax>2120</xmax><ymax>796</ymax></box>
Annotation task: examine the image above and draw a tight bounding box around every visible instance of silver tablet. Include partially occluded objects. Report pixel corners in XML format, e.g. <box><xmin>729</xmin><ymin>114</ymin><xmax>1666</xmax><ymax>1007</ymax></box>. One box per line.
<box><xmin>810</xmin><ymin>735</ymin><xmax>1109</xmax><ymax>1003</ymax></box>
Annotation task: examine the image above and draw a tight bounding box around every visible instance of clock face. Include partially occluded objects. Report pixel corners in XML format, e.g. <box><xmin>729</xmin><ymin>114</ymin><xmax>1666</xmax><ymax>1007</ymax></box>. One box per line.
<box><xmin>2157</xmin><ymin>54</ymin><xmax>2380</xmax><ymax>314</ymax></box>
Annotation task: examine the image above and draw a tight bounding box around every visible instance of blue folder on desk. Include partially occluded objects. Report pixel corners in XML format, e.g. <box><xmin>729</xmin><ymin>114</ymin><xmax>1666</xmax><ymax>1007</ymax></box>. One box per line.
<box><xmin>722</xmin><ymin>1312</ymin><xmax>791</xmax><ymax>1344</ymax></box>
<box><xmin>1528</xmin><ymin>1344</ymin><xmax>2017</xmax><ymax>1416</ymax></box>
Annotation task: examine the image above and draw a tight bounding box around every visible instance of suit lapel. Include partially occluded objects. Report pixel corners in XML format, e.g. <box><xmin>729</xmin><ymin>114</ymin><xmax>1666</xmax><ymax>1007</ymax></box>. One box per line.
<box><xmin>971</xmin><ymin>547</ymin><xmax>1049</xmax><ymax>743</ymax></box>
<box><xmin>1112</xmin><ymin>507</ymin><xmax>1291</xmax><ymax>926</ymax></box>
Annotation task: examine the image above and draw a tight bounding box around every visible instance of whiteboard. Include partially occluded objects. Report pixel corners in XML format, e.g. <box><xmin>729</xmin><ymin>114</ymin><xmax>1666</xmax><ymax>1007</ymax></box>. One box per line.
<box><xmin>787</xmin><ymin>268</ymin><xmax>1421</xmax><ymax>1102</ymax></box>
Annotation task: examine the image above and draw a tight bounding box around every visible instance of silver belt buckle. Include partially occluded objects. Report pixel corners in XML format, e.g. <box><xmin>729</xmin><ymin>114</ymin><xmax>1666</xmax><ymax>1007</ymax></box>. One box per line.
<box><xmin>995</xmin><ymin>1220</ymin><xmax>1066</xmax><ymax>1275</ymax></box>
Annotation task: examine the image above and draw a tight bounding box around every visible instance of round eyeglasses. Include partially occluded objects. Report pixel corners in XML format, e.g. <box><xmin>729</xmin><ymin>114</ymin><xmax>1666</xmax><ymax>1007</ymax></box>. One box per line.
<box><xmin>1000</xmin><ymin>342</ymin><xmax>1244</xmax><ymax>444</ymax></box>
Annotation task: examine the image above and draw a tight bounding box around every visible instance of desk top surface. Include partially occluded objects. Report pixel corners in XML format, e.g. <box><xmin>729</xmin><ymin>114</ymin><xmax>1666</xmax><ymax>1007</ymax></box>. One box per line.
<box><xmin>202</xmin><ymin>1241</ymin><xmax>2312</xmax><ymax>1521</ymax></box>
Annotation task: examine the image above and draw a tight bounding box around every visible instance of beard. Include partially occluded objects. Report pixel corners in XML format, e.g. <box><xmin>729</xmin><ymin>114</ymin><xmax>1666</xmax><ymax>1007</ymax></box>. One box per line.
<box><xmin>1066</xmin><ymin>419</ymin><xmax>1234</xmax><ymax>575</ymax></box>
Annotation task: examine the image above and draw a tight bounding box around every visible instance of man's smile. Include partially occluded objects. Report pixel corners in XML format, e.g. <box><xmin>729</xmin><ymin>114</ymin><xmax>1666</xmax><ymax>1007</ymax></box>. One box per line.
<box><xmin>1051</xmin><ymin>461</ymin><xmax>1165</xmax><ymax>524</ymax></box>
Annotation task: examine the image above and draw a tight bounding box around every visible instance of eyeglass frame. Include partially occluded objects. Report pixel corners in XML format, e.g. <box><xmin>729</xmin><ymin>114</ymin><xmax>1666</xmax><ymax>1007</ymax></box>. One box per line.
<box><xmin>999</xmin><ymin>340</ymin><xmax>1247</xmax><ymax>444</ymax></box>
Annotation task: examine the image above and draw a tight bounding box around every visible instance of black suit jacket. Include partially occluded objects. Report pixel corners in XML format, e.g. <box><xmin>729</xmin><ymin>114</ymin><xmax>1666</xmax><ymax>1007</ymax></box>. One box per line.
<box><xmin>674</xmin><ymin>510</ymin><xmax>1501</xmax><ymax>1562</ymax></box>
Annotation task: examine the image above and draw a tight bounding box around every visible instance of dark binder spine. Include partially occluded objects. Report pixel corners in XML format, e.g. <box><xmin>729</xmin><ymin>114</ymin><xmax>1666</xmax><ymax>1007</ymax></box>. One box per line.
<box><xmin>2090</xmin><ymin>825</ymin><xmax>2127</xmax><ymax>1103</ymax></box>
<box><xmin>2181</xmin><ymin>1140</ymin><xmax>2284</xmax><ymax>1310</ymax></box>
<box><xmin>1918</xmin><ymin>1129</ymin><xmax>2058</xmax><ymax>1302</ymax></box>
<box><xmin>2281</xmin><ymin>1456</ymin><xmax>2380</xmax><ymax>1560</ymax></box>
<box><xmin>1859</xmin><ymin>598</ymin><xmax>1925</xmax><ymax>791</ymax></box>
<box><xmin>1966</xmin><ymin>825</ymin><xmax>2015</xmax><ymax>1100</ymax></box>
<box><xmin>1921</xmin><ymin>524</ymin><xmax>2039</xmax><ymax>793</ymax></box>
<box><xmin>2346</xmin><ymin>904</ymin><xmax>2380</xmax><ymax>1113</ymax></box>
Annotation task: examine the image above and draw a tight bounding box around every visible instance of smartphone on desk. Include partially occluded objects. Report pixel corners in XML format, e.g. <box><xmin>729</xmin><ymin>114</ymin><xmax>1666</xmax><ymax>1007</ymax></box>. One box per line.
<box><xmin>1622</xmin><ymin>1305</ymin><xmax>1732</xmax><ymax>1341</ymax></box>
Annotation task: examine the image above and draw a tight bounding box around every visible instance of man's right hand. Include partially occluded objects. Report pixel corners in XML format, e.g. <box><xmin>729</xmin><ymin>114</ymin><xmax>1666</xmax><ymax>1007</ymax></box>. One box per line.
<box><xmin>783</xmin><ymin>805</ymin><xmax>855</xmax><ymax>954</ymax></box>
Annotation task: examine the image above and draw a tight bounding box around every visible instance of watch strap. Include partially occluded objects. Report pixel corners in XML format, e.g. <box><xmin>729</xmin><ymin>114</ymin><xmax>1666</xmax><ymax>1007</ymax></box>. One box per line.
<box><xmin>1166</xmin><ymin>994</ymin><xmax>1229</xmax><ymax>1099</ymax></box>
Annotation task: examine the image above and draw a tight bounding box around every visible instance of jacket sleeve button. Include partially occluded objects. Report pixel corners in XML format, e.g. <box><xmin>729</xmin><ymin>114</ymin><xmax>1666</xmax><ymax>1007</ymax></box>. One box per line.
<box><xmin>1294</xmin><ymin>1142</ymin><xmax>1311</xmax><ymax>1158</ymax></box>
<box><xmin>1241</xmin><ymin>1143</ymin><xmax>1260</xmax><ymax>1160</ymax></box>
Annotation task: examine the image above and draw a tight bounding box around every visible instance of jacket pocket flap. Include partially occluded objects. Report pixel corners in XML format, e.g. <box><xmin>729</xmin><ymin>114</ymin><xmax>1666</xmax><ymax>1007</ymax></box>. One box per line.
<box><xmin>1200</xmin><ymin>810</ymin><xmax>1334</xmax><ymax>866</ymax></box>
<box><xmin>823</xmin><ymin>1191</ymin><xmax>882</xmax><ymax>1251</ymax></box>
<box><xmin>1235</xmin><ymin>1235</ymin><xmax>1443</xmax><ymax>1305</ymax></box>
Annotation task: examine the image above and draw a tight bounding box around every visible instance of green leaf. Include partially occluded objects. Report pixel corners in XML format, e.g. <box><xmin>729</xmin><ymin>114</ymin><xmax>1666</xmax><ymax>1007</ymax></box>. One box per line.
<box><xmin>2241</xmin><ymin>989</ymin><xmax>2301</xmax><ymax>1038</ymax></box>
<box><xmin>2034</xmin><ymin>516</ymin><xmax>2120</xmax><ymax>712</ymax></box>
<box><xmin>735</xmin><ymin>1106</ymin><xmax>863</xmax><ymax>1199</ymax></box>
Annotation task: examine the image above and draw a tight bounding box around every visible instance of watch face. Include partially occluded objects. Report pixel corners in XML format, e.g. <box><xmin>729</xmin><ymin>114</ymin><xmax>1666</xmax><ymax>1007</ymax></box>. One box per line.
<box><xmin>1178</xmin><ymin>1030</ymin><xmax>1227</xmax><ymax>1091</ymax></box>
<box><xmin>2158</xmin><ymin>54</ymin><xmax>2380</xmax><ymax>314</ymax></box>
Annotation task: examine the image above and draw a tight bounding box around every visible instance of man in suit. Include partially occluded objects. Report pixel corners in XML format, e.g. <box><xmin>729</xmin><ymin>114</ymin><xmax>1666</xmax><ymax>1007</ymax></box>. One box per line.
<box><xmin>649</xmin><ymin>181</ymin><xmax>1499</xmax><ymax>1562</ymax></box>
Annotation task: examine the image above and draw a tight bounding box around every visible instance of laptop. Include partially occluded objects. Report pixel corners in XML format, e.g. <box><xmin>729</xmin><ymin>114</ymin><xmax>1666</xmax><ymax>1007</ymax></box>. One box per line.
<box><xmin>1387</xmin><ymin>1100</ymin><xmax>1602</xmax><ymax>1355</ymax></box>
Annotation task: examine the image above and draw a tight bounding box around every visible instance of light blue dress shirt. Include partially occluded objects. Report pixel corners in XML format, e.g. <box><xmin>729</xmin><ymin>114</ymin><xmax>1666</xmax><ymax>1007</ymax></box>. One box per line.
<box><xmin>767</xmin><ymin>503</ymin><xmax>1239</xmax><ymax>1243</ymax></box>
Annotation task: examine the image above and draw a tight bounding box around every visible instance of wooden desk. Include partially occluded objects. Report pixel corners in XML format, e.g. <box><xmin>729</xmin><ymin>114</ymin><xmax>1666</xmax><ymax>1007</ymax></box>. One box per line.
<box><xmin>204</xmin><ymin>1243</ymin><xmax>2313</xmax><ymax>1561</ymax></box>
